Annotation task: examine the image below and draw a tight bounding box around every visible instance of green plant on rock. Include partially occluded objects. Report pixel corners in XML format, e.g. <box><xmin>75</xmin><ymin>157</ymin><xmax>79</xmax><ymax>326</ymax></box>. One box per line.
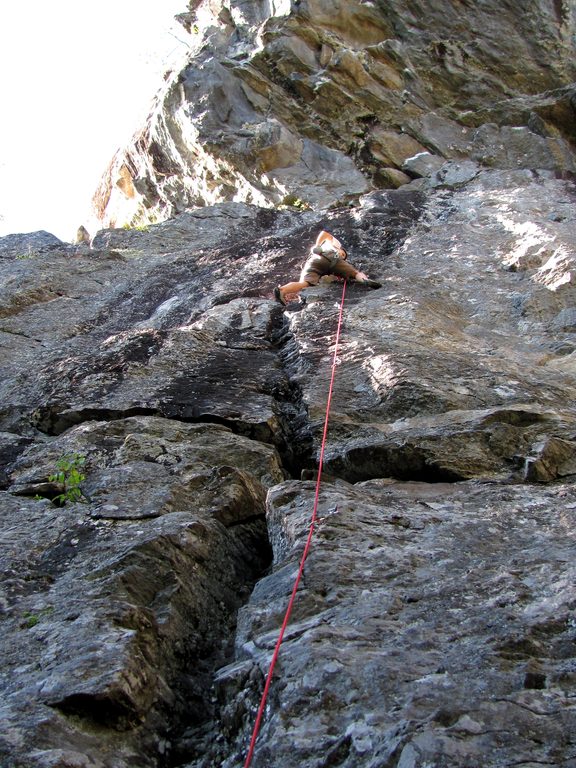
<box><xmin>22</xmin><ymin>606</ymin><xmax>54</xmax><ymax>629</ymax></box>
<box><xmin>49</xmin><ymin>453</ymin><xmax>87</xmax><ymax>505</ymax></box>
<box><xmin>122</xmin><ymin>222</ymin><xmax>149</xmax><ymax>232</ymax></box>
<box><xmin>16</xmin><ymin>246</ymin><xmax>38</xmax><ymax>259</ymax></box>
<box><xmin>278</xmin><ymin>194</ymin><xmax>312</xmax><ymax>211</ymax></box>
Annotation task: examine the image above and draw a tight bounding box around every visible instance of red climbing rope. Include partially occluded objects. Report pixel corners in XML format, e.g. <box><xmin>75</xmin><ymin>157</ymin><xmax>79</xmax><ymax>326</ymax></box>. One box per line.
<box><xmin>243</xmin><ymin>280</ymin><xmax>348</xmax><ymax>767</ymax></box>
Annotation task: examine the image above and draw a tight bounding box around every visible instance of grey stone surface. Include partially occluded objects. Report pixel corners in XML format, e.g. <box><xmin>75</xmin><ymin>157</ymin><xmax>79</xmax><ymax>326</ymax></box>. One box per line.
<box><xmin>1</xmin><ymin>2</ymin><xmax>576</xmax><ymax>767</ymax></box>
<box><xmin>0</xmin><ymin>230</ymin><xmax>65</xmax><ymax>259</ymax></box>
<box><xmin>2</xmin><ymin>166</ymin><xmax>576</xmax><ymax>766</ymax></box>
<box><xmin>213</xmin><ymin>478</ymin><xmax>576</xmax><ymax>768</ymax></box>
<box><xmin>91</xmin><ymin>0</ymin><xmax>576</xmax><ymax>230</ymax></box>
<box><xmin>402</xmin><ymin>151</ymin><xmax>446</xmax><ymax>178</ymax></box>
<box><xmin>1</xmin><ymin>418</ymin><xmax>282</xmax><ymax>767</ymax></box>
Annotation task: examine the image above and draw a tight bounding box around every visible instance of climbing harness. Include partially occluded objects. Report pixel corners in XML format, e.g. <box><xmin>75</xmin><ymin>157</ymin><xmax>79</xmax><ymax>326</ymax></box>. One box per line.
<box><xmin>243</xmin><ymin>279</ymin><xmax>348</xmax><ymax>767</ymax></box>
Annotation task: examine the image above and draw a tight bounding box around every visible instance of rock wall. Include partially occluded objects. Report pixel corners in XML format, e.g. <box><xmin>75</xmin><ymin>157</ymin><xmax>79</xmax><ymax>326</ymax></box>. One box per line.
<box><xmin>92</xmin><ymin>0</ymin><xmax>576</xmax><ymax>230</ymax></box>
<box><xmin>3</xmin><ymin>165</ymin><xmax>576</xmax><ymax>766</ymax></box>
<box><xmin>2</xmin><ymin>1</ymin><xmax>576</xmax><ymax>767</ymax></box>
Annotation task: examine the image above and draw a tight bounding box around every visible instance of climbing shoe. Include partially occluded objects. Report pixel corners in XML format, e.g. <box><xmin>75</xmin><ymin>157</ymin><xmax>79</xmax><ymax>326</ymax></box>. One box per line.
<box><xmin>362</xmin><ymin>279</ymin><xmax>382</xmax><ymax>289</ymax></box>
<box><xmin>274</xmin><ymin>287</ymin><xmax>287</xmax><ymax>306</ymax></box>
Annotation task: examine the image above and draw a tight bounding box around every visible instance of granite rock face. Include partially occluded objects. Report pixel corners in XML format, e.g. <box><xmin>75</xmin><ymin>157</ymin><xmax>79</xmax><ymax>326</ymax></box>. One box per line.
<box><xmin>225</xmin><ymin>478</ymin><xmax>576</xmax><ymax>768</ymax></box>
<box><xmin>2</xmin><ymin>165</ymin><xmax>576</xmax><ymax>766</ymax></box>
<box><xmin>1</xmin><ymin>419</ymin><xmax>280</xmax><ymax>768</ymax></box>
<box><xmin>2</xmin><ymin>1</ymin><xmax>576</xmax><ymax>767</ymax></box>
<box><xmin>92</xmin><ymin>0</ymin><xmax>576</xmax><ymax>229</ymax></box>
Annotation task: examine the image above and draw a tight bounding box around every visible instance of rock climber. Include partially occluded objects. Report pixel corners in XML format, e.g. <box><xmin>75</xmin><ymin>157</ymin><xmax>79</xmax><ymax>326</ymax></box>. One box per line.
<box><xmin>274</xmin><ymin>230</ymin><xmax>381</xmax><ymax>306</ymax></box>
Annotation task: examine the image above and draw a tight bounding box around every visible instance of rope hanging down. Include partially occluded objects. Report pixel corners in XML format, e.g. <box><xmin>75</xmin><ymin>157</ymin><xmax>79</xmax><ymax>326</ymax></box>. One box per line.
<box><xmin>243</xmin><ymin>279</ymin><xmax>348</xmax><ymax>768</ymax></box>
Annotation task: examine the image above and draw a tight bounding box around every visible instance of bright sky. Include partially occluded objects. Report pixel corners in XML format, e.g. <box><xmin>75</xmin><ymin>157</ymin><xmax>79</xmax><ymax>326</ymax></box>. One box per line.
<box><xmin>0</xmin><ymin>1</ymin><xmax>190</xmax><ymax>242</ymax></box>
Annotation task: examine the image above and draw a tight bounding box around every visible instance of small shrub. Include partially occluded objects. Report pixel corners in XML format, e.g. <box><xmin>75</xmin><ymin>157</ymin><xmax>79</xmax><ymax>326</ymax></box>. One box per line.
<box><xmin>122</xmin><ymin>222</ymin><xmax>149</xmax><ymax>232</ymax></box>
<box><xmin>22</xmin><ymin>606</ymin><xmax>54</xmax><ymax>629</ymax></box>
<box><xmin>278</xmin><ymin>195</ymin><xmax>312</xmax><ymax>211</ymax></box>
<box><xmin>49</xmin><ymin>453</ymin><xmax>87</xmax><ymax>505</ymax></box>
<box><xmin>16</xmin><ymin>247</ymin><xmax>38</xmax><ymax>259</ymax></box>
